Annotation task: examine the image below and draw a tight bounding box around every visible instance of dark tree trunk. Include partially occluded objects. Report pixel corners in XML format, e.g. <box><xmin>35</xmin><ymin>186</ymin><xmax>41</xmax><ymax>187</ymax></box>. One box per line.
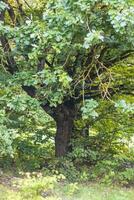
<box><xmin>54</xmin><ymin>101</ymin><xmax>75</xmax><ymax>157</ymax></box>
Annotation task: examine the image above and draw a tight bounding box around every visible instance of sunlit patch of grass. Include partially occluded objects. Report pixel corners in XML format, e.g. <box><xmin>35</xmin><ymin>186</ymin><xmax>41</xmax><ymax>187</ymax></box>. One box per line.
<box><xmin>0</xmin><ymin>185</ymin><xmax>21</xmax><ymax>200</ymax></box>
<box><xmin>72</xmin><ymin>184</ymin><xmax>134</xmax><ymax>200</ymax></box>
<box><xmin>0</xmin><ymin>179</ymin><xmax>134</xmax><ymax>200</ymax></box>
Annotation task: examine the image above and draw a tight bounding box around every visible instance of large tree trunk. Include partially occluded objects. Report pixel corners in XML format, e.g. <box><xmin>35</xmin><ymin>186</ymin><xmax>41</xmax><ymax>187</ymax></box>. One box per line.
<box><xmin>54</xmin><ymin>101</ymin><xmax>75</xmax><ymax>157</ymax></box>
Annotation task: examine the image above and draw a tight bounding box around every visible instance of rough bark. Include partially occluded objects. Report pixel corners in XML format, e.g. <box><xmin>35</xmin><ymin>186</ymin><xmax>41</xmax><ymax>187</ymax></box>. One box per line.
<box><xmin>54</xmin><ymin>101</ymin><xmax>75</xmax><ymax>157</ymax></box>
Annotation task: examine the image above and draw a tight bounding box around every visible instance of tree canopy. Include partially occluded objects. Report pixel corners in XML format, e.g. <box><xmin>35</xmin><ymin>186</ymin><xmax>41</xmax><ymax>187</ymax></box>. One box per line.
<box><xmin>0</xmin><ymin>0</ymin><xmax>134</xmax><ymax>157</ymax></box>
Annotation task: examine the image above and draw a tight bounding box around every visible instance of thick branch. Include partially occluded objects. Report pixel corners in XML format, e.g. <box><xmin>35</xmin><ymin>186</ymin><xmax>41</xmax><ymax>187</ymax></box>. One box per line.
<box><xmin>0</xmin><ymin>8</ymin><xmax>53</xmax><ymax>116</ymax></box>
<box><xmin>98</xmin><ymin>46</ymin><xmax>109</xmax><ymax>61</ymax></box>
<box><xmin>3</xmin><ymin>0</ymin><xmax>17</xmax><ymax>24</ymax></box>
<box><xmin>37</xmin><ymin>58</ymin><xmax>46</xmax><ymax>72</ymax></box>
<box><xmin>0</xmin><ymin>10</ymin><xmax>18</xmax><ymax>74</ymax></box>
<box><xmin>104</xmin><ymin>50</ymin><xmax>134</xmax><ymax>67</ymax></box>
<box><xmin>15</xmin><ymin>0</ymin><xmax>26</xmax><ymax>17</ymax></box>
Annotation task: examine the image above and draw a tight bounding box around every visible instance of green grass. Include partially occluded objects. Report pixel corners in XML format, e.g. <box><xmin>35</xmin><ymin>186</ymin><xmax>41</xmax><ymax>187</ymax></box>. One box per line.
<box><xmin>0</xmin><ymin>182</ymin><xmax>134</xmax><ymax>200</ymax></box>
<box><xmin>72</xmin><ymin>184</ymin><xmax>134</xmax><ymax>200</ymax></box>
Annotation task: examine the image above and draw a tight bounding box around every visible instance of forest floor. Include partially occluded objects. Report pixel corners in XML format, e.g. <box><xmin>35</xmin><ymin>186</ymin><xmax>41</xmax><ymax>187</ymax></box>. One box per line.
<box><xmin>0</xmin><ymin>173</ymin><xmax>134</xmax><ymax>200</ymax></box>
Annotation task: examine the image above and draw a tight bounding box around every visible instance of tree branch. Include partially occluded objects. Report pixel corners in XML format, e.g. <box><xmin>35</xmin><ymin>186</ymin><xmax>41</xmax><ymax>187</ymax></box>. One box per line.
<box><xmin>0</xmin><ymin>6</ymin><xmax>53</xmax><ymax>116</ymax></box>
<box><xmin>3</xmin><ymin>0</ymin><xmax>17</xmax><ymax>24</ymax></box>
<box><xmin>15</xmin><ymin>0</ymin><xmax>26</xmax><ymax>17</ymax></box>
<box><xmin>104</xmin><ymin>50</ymin><xmax>134</xmax><ymax>67</ymax></box>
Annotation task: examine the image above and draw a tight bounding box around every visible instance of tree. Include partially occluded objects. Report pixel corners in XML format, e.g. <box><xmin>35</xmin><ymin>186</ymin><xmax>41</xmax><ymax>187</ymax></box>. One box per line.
<box><xmin>0</xmin><ymin>0</ymin><xmax>134</xmax><ymax>157</ymax></box>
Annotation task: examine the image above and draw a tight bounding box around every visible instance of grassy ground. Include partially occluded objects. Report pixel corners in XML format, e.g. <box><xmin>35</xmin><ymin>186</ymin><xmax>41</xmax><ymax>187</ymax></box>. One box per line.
<box><xmin>0</xmin><ymin>181</ymin><xmax>134</xmax><ymax>200</ymax></box>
